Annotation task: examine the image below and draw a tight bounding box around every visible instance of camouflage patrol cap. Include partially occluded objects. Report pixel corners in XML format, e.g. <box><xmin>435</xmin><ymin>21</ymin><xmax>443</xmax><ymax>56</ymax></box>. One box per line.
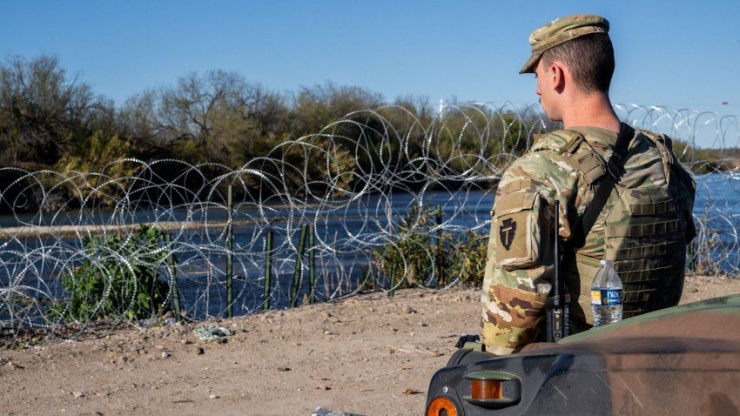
<box><xmin>519</xmin><ymin>14</ymin><xmax>610</xmax><ymax>74</ymax></box>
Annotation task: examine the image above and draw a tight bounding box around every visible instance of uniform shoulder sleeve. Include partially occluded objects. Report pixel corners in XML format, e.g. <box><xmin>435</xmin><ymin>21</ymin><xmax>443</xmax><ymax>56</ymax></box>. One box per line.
<box><xmin>497</xmin><ymin>143</ymin><xmax>580</xmax><ymax>205</ymax></box>
<box><xmin>480</xmin><ymin>145</ymin><xmax>581</xmax><ymax>354</ymax></box>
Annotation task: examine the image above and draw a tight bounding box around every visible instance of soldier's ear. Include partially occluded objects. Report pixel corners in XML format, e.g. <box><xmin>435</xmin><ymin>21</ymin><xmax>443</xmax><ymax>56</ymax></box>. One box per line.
<box><xmin>551</xmin><ymin>62</ymin><xmax>567</xmax><ymax>92</ymax></box>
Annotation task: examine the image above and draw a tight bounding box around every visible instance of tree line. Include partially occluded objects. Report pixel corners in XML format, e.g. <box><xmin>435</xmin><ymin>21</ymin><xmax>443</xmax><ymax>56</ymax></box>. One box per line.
<box><xmin>1</xmin><ymin>55</ymin><xmax>548</xmax><ymax>208</ymax></box>
<box><xmin>0</xmin><ymin>54</ymin><xmax>386</xmax><ymax>170</ymax></box>
<box><xmin>0</xmin><ymin>55</ymin><xmax>733</xmax><ymax>212</ymax></box>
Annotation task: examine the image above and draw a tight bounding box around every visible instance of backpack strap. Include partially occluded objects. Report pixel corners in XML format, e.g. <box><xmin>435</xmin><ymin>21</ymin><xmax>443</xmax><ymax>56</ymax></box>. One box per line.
<box><xmin>571</xmin><ymin>122</ymin><xmax>636</xmax><ymax>247</ymax></box>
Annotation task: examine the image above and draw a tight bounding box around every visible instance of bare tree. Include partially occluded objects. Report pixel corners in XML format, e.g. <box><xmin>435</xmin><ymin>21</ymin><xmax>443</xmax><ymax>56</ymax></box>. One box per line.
<box><xmin>119</xmin><ymin>70</ymin><xmax>286</xmax><ymax>167</ymax></box>
<box><xmin>0</xmin><ymin>55</ymin><xmax>101</xmax><ymax>167</ymax></box>
<box><xmin>289</xmin><ymin>82</ymin><xmax>385</xmax><ymax>136</ymax></box>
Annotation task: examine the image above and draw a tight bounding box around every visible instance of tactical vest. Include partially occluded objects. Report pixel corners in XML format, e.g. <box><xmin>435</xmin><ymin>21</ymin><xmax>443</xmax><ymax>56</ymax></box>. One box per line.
<box><xmin>531</xmin><ymin>128</ymin><xmax>696</xmax><ymax>327</ymax></box>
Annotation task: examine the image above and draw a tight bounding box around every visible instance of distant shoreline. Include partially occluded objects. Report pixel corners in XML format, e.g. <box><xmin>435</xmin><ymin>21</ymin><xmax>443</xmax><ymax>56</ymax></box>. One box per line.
<box><xmin>0</xmin><ymin>219</ymin><xmax>252</xmax><ymax>239</ymax></box>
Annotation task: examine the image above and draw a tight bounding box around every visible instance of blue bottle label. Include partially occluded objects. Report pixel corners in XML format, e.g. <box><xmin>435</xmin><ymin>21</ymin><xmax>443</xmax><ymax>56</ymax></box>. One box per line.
<box><xmin>591</xmin><ymin>288</ymin><xmax>623</xmax><ymax>306</ymax></box>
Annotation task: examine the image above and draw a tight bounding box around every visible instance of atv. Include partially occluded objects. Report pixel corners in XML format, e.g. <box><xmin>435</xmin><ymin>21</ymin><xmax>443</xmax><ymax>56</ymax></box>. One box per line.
<box><xmin>424</xmin><ymin>294</ymin><xmax>740</xmax><ymax>416</ymax></box>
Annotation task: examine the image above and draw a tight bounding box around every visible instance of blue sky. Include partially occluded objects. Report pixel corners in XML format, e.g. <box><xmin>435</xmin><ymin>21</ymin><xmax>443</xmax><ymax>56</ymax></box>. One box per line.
<box><xmin>2</xmin><ymin>1</ymin><xmax>738</xmax><ymax>147</ymax></box>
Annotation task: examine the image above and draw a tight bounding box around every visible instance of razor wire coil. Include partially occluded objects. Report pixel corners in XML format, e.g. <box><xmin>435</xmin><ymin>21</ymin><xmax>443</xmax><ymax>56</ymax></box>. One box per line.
<box><xmin>0</xmin><ymin>103</ymin><xmax>737</xmax><ymax>343</ymax></box>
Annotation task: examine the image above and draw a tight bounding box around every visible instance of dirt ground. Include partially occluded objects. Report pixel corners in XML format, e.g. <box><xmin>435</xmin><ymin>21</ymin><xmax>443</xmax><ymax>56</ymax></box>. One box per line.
<box><xmin>1</xmin><ymin>274</ymin><xmax>739</xmax><ymax>416</ymax></box>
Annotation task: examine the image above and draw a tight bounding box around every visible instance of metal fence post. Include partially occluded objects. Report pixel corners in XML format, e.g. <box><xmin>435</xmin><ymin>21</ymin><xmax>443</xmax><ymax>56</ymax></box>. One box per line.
<box><xmin>291</xmin><ymin>224</ymin><xmax>309</xmax><ymax>308</ymax></box>
<box><xmin>263</xmin><ymin>229</ymin><xmax>273</xmax><ymax>310</ymax></box>
<box><xmin>164</xmin><ymin>233</ymin><xmax>181</xmax><ymax>322</ymax></box>
<box><xmin>389</xmin><ymin>262</ymin><xmax>397</xmax><ymax>298</ymax></box>
<box><xmin>226</xmin><ymin>185</ymin><xmax>234</xmax><ymax>318</ymax></box>
<box><xmin>308</xmin><ymin>225</ymin><xmax>316</xmax><ymax>304</ymax></box>
<box><xmin>435</xmin><ymin>204</ymin><xmax>443</xmax><ymax>287</ymax></box>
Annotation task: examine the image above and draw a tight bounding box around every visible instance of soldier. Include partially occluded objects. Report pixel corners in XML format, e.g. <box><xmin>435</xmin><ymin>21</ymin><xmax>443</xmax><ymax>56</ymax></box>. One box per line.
<box><xmin>480</xmin><ymin>14</ymin><xmax>696</xmax><ymax>355</ymax></box>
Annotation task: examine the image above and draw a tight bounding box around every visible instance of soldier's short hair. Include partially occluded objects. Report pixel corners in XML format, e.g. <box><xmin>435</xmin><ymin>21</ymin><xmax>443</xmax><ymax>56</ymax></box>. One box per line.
<box><xmin>541</xmin><ymin>33</ymin><xmax>615</xmax><ymax>94</ymax></box>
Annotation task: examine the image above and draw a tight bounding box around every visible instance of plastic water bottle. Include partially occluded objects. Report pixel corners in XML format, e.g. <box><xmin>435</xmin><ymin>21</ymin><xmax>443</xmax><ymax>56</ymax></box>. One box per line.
<box><xmin>591</xmin><ymin>259</ymin><xmax>623</xmax><ymax>327</ymax></box>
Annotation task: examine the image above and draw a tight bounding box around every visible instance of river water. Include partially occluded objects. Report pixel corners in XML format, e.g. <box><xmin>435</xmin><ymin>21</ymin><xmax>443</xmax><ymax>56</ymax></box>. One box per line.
<box><xmin>0</xmin><ymin>173</ymin><xmax>737</xmax><ymax>321</ymax></box>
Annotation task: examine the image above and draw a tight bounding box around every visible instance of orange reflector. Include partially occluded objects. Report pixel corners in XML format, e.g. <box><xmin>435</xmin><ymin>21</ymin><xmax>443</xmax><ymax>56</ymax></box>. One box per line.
<box><xmin>426</xmin><ymin>396</ymin><xmax>459</xmax><ymax>416</ymax></box>
<box><xmin>471</xmin><ymin>379</ymin><xmax>503</xmax><ymax>400</ymax></box>
<box><xmin>463</xmin><ymin>371</ymin><xmax>520</xmax><ymax>408</ymax></box>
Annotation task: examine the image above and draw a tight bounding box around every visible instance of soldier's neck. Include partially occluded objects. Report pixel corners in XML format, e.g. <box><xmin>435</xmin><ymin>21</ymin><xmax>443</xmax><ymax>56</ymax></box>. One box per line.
<box><xmin>560</xmin><ymin>92</ymin><xmax>620</xmax><ymax>133</ymax></box>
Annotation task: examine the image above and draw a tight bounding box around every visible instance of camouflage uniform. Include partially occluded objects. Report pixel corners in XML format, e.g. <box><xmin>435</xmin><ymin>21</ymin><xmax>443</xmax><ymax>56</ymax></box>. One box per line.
<box><xmin>480</xmin><ymin>126</ymin><xmax>696</xmax><ymax>355</ymax></box>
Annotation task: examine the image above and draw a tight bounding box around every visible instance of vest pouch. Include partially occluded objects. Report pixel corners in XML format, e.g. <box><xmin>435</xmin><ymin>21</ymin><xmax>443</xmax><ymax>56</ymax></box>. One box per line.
<box><xmin>494</xmin><ymin>189</ymin><xmax>544</xmax><ymax>270</ymax></box>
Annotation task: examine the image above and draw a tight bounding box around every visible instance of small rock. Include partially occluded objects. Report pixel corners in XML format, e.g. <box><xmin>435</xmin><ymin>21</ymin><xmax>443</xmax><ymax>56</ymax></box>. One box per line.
<box><xmin>161</xmin><ymin>351</ymin><xmax>170</xmax><ymax>359</ymax></box>
<box><xmin>193</xmin><ymin>326</ymin><xmax>232</xmax><ymax>342</ymax></box>
<box><xmin>3</xmin><ymin>361</ymin><xmax>24</xmax><ymax>370</ymax></box>
<box><xmin>73</xmin><ymin>391</ymin><xmax>85</xmax><ymax>398</ymax></box>
<box><xmin>209</xmin><ymin>394</ymin><xmax>219</xmax><ymax>399</ymax></box>
<box><xmin>315</xmin><ymin>384</ymin><xmax>331</xmax><ymax>390</ymax></box>
<box><xmin>171</xmin><ymin>396</ymin><xmax>193</xmax><ymax>404</ymax></box>
<box><xmin>402</xmin><ymin>388</ymin><xmax>422</xmax><ymax>395</ymax></box>
<box><xmin>196</xmin><ymin>347</ymin><xmax>205</xmax><ymax>355</ymax></box>
<box><xmin>312</xmin><ymin>407</ymin><xmax>364</xmax><ymax>416</ymax></box>
<box><xmin>276</xmin><ymin>366</ymin><xmax>291</xmax><ymax>372</ymax></box>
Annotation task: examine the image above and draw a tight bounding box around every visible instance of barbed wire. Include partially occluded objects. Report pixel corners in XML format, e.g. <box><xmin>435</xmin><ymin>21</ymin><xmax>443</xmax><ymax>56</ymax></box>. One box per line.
<box><xmin>0</xmin><ymin>104</ymin><xmax>737</xmax><ymax>345</ymax></box>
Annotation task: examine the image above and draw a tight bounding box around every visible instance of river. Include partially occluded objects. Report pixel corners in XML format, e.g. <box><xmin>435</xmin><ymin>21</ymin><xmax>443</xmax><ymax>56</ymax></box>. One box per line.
<box><xmin>0</xmin><ymin>173</ymin><xmax>737</xmax><ymax>321</ymax></box>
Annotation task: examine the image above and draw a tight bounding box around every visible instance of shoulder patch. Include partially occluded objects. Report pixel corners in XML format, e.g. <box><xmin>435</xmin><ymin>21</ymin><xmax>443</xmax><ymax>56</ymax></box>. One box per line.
<box><xmin>494</xmin><ymin>189</ymin><xmax>543</xmax><ymax>270</ymax></box>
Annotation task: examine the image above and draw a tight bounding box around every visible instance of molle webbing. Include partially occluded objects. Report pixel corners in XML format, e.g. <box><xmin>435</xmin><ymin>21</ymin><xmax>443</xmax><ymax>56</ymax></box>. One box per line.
<box><xmin>630</xmin><ymin>200</ymin><xmax>676</xmax><ymax>216</ymax></box>
<box><xmin>606</xmin><ymin>219</ymin><xmax>682</xmax><ymax>238</ymax></box>
<box><xmin>609</xmin><ymin>240</ymin><xmax>681</xmax><ymax>260</ymax></box>
<box><xmin>618</xmin><ymin>264</ymin><xmax>675</xmax><ymax>284</ymax></box>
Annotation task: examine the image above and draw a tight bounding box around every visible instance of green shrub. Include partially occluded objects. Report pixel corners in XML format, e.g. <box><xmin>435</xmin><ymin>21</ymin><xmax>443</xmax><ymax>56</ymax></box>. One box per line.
<box><xmin>374</xmin><ymin>206</ymin><xmax>436</xmax><ymax>288</ymax></box>
<box><xmin>58</xmin><ymin>224</ymin><xmax>176</xmax><ymax>322</ymax></box>
<box><xmin>446</xmin><ymin>230</ymin><xmax>488</xmax><ymax>287</ymax></box>
<box><xmin>374</xmin><ymin>205</ymin><xmax>489</xmax><ymax>289</ymax></box>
